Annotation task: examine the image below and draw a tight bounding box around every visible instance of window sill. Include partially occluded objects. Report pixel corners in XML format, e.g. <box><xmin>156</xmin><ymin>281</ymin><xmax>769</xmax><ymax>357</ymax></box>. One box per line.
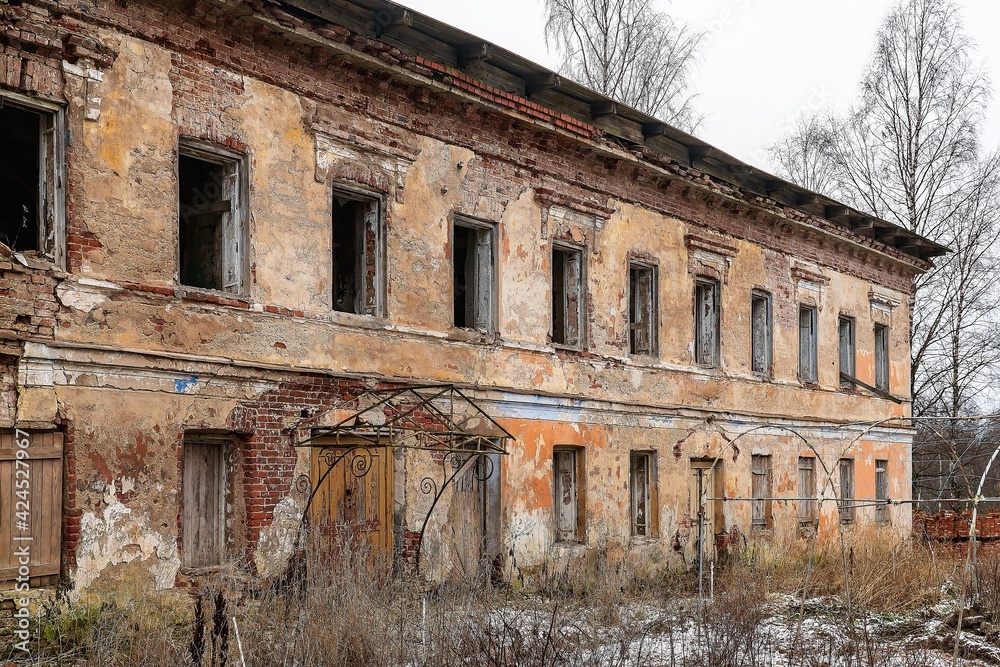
<box><xmin>552</xmin><ymin>343</ymin><xmax>585</xmax><ymax>353</ymax></box>
<box><xmin>448</xmin><ymin>327</ymin><xmax>498</xmax><ymax>344</ymax></box>
<box><xmin>327</xmin><ymin>310</ymin><xmax>389</xmax><ymax>330</ymax></box>
<box><xmin>177</xmin><ymin>285</ymin><xmax>250</xmax><ymax>308</ymax></box>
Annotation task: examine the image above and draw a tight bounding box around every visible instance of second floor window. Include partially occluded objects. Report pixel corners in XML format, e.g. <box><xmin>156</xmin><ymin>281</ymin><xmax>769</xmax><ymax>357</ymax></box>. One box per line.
<box><xmin>874</xmin><ymin>324</ymin><xmax>890</xmax><ymax>391</ymax></box>
<box><xmin>453</xmin><ymin>218</ymin><xmax>496</xmax><ymax>332</ymax></box>
<box><xmin>178</xmin><ymin>141</ymin><xmax>245</xmax><ymax>294</ymax></box>
<box><xmin>331</xmin><ymin>188</ymin><xmax>384</xmax><ymax>316</ymax></box>
<box><xmin>750</xmin><ymin>292</ymin><xmax>772</xmax><ymax>376</ymax></box>
<box><xmin>798</xmin><ymin>305</ymin><xmax>818</xmax><ymax>382</ymax></box>
<box><xmin>628</xmin><ymin>262</ymin><xmax>657</xmax><ymax>356</ymax></box>
<box><xmin>552</xmin><ymin>244</ymin><xmax>584</xmax><ymax>347</ymax></box>
<box><xmin>838</xmin><ymin>316</ymin><xmax>855</xmax><ymax>388</ymax></box>
<box><xmin>695</xmin><ymin>279</ymin><xmax>720</xmax><ymax>367</ymax></box>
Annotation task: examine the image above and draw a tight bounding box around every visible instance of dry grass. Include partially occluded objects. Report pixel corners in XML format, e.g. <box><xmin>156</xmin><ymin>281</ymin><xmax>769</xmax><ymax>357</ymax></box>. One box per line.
<box><xmin>2</xmin><ymin>528</ymin><xmax>974</xmax><ymax>666</ymax></box>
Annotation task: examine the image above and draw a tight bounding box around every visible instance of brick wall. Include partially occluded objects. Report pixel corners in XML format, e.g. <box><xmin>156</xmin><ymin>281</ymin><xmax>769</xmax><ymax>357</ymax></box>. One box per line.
<box><xmin>914</xmin><ymin>510</ymin><xmax>1000</xmax><ymax>542</ymax></box>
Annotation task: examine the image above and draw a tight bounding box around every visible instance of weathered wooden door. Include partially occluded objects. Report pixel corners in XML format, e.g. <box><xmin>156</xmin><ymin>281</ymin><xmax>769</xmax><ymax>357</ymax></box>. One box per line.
<box><xmin>182</xmin><ymin>440</ymin><xmax>225</xmax><ymax>568</ymax></box>
<box><xmin>689</xmin><ymin>458</ymin><xmax>723</xmax><ymax>563</ymax></box>
<box><xmin>0</xmin><ymin>431</ymin><xmax>62</xmax><ymax>584</ymax></box>
<box><xmin>310</xmin><ymin>445</ymin><xmax>393</xmax><ymax>558</ymax></box>
<box><xmin>448</xmin><ymin>453</ymin><xmax>501</xmax><ymax>578</ymax></box>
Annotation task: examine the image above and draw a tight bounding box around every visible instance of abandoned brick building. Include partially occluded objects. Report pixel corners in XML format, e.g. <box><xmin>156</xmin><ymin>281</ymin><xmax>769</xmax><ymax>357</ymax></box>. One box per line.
<box><xmin>0</xmin><ymin>0</ymin><xmax>946</xmax><ymax>594</ymax></box>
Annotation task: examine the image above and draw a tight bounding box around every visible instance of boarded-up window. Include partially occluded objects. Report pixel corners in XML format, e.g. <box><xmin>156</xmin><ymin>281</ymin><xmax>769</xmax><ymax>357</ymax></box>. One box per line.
<box><xmin>751</xmin><ymin>454</ymin><xmax>772</xmax><ymax>530</ymax></box>
<box><xmin>178</xmin><ymin>142</ymin><xmax>245</xmax><ymax>294</ymax></box>
<box><xmin>839</xmin><ymin>316</ymin><xmax>855</xmax><ymax>388</ymax></box>
<box><xmin>182</xmin><ymin>438</ymin><xmax>226</xmax><ymax>569</ymax></box>
<box><xmin>554</xmin><ymin>449</ymin><xmax>583</xmax><ymax>542</ymax></box>
<box><xmin>798</xmin><ymin>305</ymin><xmax>818</xmax><ymax>382</ymax></box>
<box><xmin>332</xmin><ymin>189</ymin><xmax>384</xmax><ymax>316</ymax></box>
<box><xmin>552</xmin><ymin>245</ymin><xmax>584</xmax><ymax>347</ymax></box>
<box><xmin>628</xmin><ymin>263</ymin><xmax>657</xmax><ymax>356</ymax></box>
<box><xmin>751</xmin><ymin>292</ymin><xmax>772</xmax><ymax>376</ymax></box>
<box><xmin>630</xmin><ymin>452</ymin><xmax>655</xmax><ymax>537</ymax></box>
<box><xmin>874</xmin><ymin>324</ymin><xmax>890</xmax><ymax>391</ymax></box>
<box><xmin>453</xmin><ymin>219</ymin><xmax>495</xmax><ymax>332</ymax></box>
<box><xmin>876</xmin><ymin>459</ymin><xmax>889</xmax><ymax>523</ymax></box>
<box><xmin>695</xmin><ymin>279</ymin><xmax>720</xmax><ymax>367</ymax></box>
<box><xmin>0</xmin><ymin>430</ymin><xmax>62</xmax><ymax>584</ymax></box>
<box><xmin>798</xmin><ymin>456</ymin><xmax>816</xmax><ymax>530</ymax></box>
<box><xmin>839</xmin><ymin>458</ymin><xmax>855</xmax><ymax>525</ymax></box>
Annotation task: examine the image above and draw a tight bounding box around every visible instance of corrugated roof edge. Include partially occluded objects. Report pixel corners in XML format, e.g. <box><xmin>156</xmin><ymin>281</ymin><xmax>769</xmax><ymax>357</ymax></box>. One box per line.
<box><xmin>276</xmin><ymin>0</ymin><xmax>948</xmax><ymax>263</ymax></box>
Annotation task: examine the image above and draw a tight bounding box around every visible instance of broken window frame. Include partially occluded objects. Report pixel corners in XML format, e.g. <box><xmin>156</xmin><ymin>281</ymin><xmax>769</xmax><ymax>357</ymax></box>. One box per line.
<box><xmin>628</xmin><ymin>261</ymin><xmax>658</xmax><ymax>357</ymax></box>
<box><xmin>751</xmin><ymin>454</ymin><xmax>773</xmax><ymax>531</ymax></box>
<box><xmin>797</xmin><ymin>456</ymin><xmax>817</xmax><ymax>530</ymax></box>
<box><xmin>0</xmin><ymin>92</ymin><xmax>66</xmax><ymax>265</ymax></box>
<box><xmin>874</xmin><ymin>324</ymin><xmax>890</xmax><ymax>392</ymax></box>
<box><xmin>750</xmin><ymin>291</ymin><xmax>772</xmax><ymax>377</ymax></box>
<box><xmin>695</xmin><ymin>278</ymin><xmax>721</xmax><ymax>367</ymax></box>
<box><xmin>629</xmin><ymin>451</ymin><xmax>656</xmax><ymax>537</ymax></box>
<box><xmin>330</xmin><ymin>183</ymin><xmax>386</xmax><ymax>317</ymax></box>
<box><xmin>176</xmin><ymin>139</ymin><xmax>248</xmax><ymax>295</ymax></box>
<box><xmin>838</xmin><ymin>316</ymin><xmax>856</xmax><ymax>389</ymax></box>
<box><xmin>452</xmin><ymin>216</ymin><xmax>497</xmax><ymax>334</ymax></box>
<box><xmin>875</xmin><ymin>459</ymin><xmax>889</xmax><ymax>523</ymax></box>
<box><xmin>838</xmin><ymin>458</ymin><xmax>855</xmax><ymax>525</ymax></box>
<box><xmin>551</xmin><ymin>242</ymin><xmax>585</xmax><ymax>349</ymax></box>
<box><xmin>798</xmin><ymin>304</ymin><xmax>818</xmax><ymax>383</ymax></box>
<box><xmin>553</xmin><ymin>447</ymin><xmax>585</xmax><ymax>543</ymax></box>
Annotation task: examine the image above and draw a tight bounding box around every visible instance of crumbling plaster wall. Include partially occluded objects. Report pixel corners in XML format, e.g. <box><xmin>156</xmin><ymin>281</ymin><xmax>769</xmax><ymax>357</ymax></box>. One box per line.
<box><xmin>0</xmin><ymin>0</ymin><xmax>924</xmax><ymax>590</ymax></box>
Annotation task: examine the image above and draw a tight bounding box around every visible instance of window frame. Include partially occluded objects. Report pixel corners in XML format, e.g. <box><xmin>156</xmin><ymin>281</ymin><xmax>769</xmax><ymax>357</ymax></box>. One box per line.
<box><xmin>629</xmin><ymin>451</ymin><xmax>657</xmax><ymax>537</ymax></box>
<box><xmin>553</xmin><ymin>447</ymin><xmax>585</xmax><ymax>543</ymax></box>
<box><xmin>874</xmin><ymin>324</ymin><xmax>890</xmax><ymax>392</ymax></box>
<box><xmin>751</xmin><ymin>453</ymin><xmax>773</xmax><ymax>531</ymax></box>
<box><xmin>798</xmin><ymin>304</ymin><xmax>818</xmax><ymax>383</ymax></box>
<box><xmin>0</xmin><ymin>91</ymin><xmax>66</xmax><ymax>267</ymax></box>
<box><xmin>627</xmin><ymin>261</ymin><xmax>658</xmax><ymax>357</ymax></box>
<box><xmin>838</xmin><ymin>315</ymin><xmax>856</xmax><ymax>389</ymax></box>
<box><xmin>176</xmin><ymin>138</ymin><xmax>249</xmax><ymax>296</ymax></box>
<box><xmin>750</xmin><ymin>290</ymin><xmax>773</xmax><ymax>377</ymax></box>
<box><xmin>551</xmin><ymin>242</ymin><xmax>586</xmax><ymax>349</ymax></box>
<box><xmin>694</xmin><ymin>278</ymin><xmax>721</xmax><ymax>367</ymax></box>
<box><xmin>797</xmin><ymin>455</ymin><xmax>817</xmax><ymax>530</ymax></box>
<box><xmin>330</xmin><ymin>183</ymin><xmax>387</xmax><ymax>317</ymax></box>
<box><xmin>838</xmin><ymin>458</ymin><xmax>855</xmax><ymax>525</ymax></box>
<box><xmin>875</xmin><ymin>459</ymin><xmax>889</xmax><ymax>524</ymax></box>
<box><xmin>451</xmin><ymin>215</ymin><xmax>498</xmax><ymax>334</ymax></box>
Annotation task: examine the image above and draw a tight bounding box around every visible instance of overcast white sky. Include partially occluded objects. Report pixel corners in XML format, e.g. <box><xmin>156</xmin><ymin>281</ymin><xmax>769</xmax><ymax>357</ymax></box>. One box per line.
<box><xmin>396</xmin><ymin>0</ymin><xmax>1000</xmax><ymax>173</ymax></box>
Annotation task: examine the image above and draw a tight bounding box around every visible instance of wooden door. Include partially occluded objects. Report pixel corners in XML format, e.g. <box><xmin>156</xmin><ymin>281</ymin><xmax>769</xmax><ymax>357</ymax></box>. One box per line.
<box><xmin>689</xmin><ymin>459</ymin><xmax>723</xmax><ymax>563</ymax></box>
<box><xmin>310</xmin><ymin>446</ymin><xmax>392</xmax><ymax>558</ymax></box>
<box><xmin>182</xmin><ymin>440</ymin><xmax>225</xmax><ymax>568</ymax></box>
<box><xmin>0</xmin><ymin>431</ymin><xmax>62</xmax><ymax>584</ymax></box>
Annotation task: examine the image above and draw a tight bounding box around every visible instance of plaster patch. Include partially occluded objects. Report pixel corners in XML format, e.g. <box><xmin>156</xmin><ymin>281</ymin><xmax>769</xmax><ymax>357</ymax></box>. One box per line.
<box><xmin>74</xmin><ymin>484</ymin><xmax>179</xmax><ymax>595</ymax></box>
<box><xmin>254</xmin><ymin>497</ymin><xmax>303</xmax><ymax>578</ymax></box>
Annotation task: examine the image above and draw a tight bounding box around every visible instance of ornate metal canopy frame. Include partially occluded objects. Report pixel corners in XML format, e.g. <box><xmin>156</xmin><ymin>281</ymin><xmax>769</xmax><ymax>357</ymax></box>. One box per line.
<box><xmin>288</xmin><ymin>384</ymin><xmax>512</xmax><ymax>566</ymax></box>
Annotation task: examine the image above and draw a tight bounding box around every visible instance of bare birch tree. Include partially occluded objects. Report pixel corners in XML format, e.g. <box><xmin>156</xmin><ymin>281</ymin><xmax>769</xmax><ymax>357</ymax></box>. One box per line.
<box><xmin>766</xmin><ymin>112</ymin><xmax>839</xmax><ymax>196</ymax></box>
<box><xmin>543</xmin><ymin>0</ymin><xmax>702</xmax><ymax>131</ymax></box>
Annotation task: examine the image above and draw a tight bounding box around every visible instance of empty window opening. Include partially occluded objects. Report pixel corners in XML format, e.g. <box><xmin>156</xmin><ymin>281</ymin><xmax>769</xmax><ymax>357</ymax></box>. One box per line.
<box><xmin>876</xmin><ymin>459</ymin><xmax>889</xmax><ymax>523</ymax></box>
<box><xmin>798</xmin><ymin>456</ymin><xmax>817</xmax><ymax>530</ymax></box>
<box><xmin>332</xmin><ymin>190</ymin><xmax>383</xmax><ymax>316</ymax></box>
<box><xmin>0</xmin><ymin>99</ymin><xmax>60</xmax><ymax>256</ymax></box>
<box><xmin>839</xmin><ymin>316</ymin><xmax>855</xmax><ymax>388</ymax></box>
<box><xmin>178</xmin><ymin>144</ymin><xmax>244</xmax><ymax>293</ymax></box>
<box><xmin>751</xmin><ymin>454</ymin><xmax>773</xmax><ymax>531</ymax></box>
<box><xmin>453</xmin><ymin>220</ymin><xmax>495</xmax><ymax>331</ymax></box>
<box><xmin>874</xmin><ymin>324</ymin><xmax>890</xmax><ymax>391</ymax></box>
<box><xmin>630</xmin><ymin>452</ymin><xmax>656</xmax><ymax>537</ymax></box>
<box><xmin>182</xmin><ymin>438</ymin><xmax>227</xmax><ymax>568</ymax></box>
<box><xmin>554</xmin><ymin>448</ymin><xmax>583</xmax><ymax>542</ymax></box>
<box><xmin>552</xmin><ymin>245</ymin><xmax>584</xmax><ymax>347</ymax></box>
<box><xmin>751</xmin><ymin>292</ymin><xmax>772</xmax><ymax>376</ymax></box>
<box><xmin>798</xmin><ymin>305</ymin><xmax>818</xmax><ymax>382</ymax></box>
<box><xmin>839</xmin><ymin>458</ymin><xmax>855</xmax><ymax>525</ymax></box>
<box><xmin>628</xmin><ymin>263</ymin><xmax>657</xmax><ymax>356</ymax></box>
<box><xmin>695</xmin><ymin>279</ymin><xmax>720</xmax><ymax>366</ymax></box>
